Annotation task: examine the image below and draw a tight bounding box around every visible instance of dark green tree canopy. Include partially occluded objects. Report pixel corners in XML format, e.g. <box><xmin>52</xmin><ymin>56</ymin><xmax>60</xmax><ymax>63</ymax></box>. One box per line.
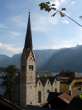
<box><xmin>5</xmin><ymin>65</ymin><xmax>17</xmax><ymax>101</ymax></box>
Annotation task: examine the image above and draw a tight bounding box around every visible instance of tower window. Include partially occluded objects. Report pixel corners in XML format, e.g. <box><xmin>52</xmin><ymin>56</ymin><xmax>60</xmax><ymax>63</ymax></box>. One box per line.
<box><xmin>29</xmin><ymin>65</ymin><xmax>33</xmax><ymax>71</ymax></box>
<box><xmin>38</xmin><ymin>91</ymin><xmax>41</xmax><ymax>103</ymax></box>
<box><xmin>47</xmin><ymin>90</ymin><xmax>50</xmax><ymax>93</ymax></box>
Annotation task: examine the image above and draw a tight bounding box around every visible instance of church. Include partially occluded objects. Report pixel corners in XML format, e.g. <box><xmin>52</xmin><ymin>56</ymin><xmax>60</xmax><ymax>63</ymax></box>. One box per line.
<box><xmin>20</xmin><ymin>13</ymin><xmax>60</xmax><ymax>106</ymax></box>
<box><xmin>19</xmin><ymin>13</ymin><xmax>82</xmax><ymax>107</ymax></box>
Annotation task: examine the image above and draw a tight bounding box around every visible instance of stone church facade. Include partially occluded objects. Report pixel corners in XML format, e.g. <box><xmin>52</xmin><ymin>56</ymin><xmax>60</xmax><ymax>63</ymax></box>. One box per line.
<box><xmin>20</xmin><ymin>13</ymin><xmax>60</xmax><ymax>106</ymax></box>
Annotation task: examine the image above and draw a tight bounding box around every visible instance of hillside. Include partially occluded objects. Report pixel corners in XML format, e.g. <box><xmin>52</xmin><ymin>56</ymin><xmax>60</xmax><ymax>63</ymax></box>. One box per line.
<box><xmin>0</xmin><ymin>45</ymin><xmax>82</xmax><ymax>73</ymax></box>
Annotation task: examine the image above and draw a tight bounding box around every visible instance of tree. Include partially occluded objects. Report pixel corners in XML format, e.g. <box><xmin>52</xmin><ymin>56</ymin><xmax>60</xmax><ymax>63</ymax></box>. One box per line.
<box><xmin>5</xmin><ymin>65</ymin><xmax>17</xmax><ymax>102</ymax></box>
<box><xmin>39</xmin><ymin>1</ymin><xmax>82</xmax><ymax>27</ymax></box>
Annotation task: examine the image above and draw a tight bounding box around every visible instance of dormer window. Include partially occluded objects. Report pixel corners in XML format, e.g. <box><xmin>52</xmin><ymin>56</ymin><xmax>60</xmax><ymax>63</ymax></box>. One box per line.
<box><xmin>29</xmin><ymin>65</ymin><xmax>33</xmax><ymax>71</ymax></box>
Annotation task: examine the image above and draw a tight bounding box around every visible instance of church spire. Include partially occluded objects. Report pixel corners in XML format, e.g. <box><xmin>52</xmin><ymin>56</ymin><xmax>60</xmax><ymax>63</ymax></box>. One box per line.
<box><xmin>24</xmin><ymin>12</ymin><xmax>33</xmax><ymax>50</ymax></box>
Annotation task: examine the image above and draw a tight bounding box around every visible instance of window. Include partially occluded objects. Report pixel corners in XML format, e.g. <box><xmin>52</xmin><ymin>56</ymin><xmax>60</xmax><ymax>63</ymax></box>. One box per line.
<box><xmin>30</xmin><ymin>102</ymin><xmax>32</xmax><ymax>104</ymax></box>
<box><xmin>55</xmin><ymin>88</ymin><xmax>57</xmax><ymax>92</ymax></box>
<box><xmin>48</xmin><ymin>81</ymin><xmax>50</xmax><ymax>84</ymax></box>
<box><xmin>78</xmin><ymin>87</ymin><xmax>81</xmax><ymax>91</ymax></box>
<box><xmin>47</xmin><ymin>90</ymin><xmax>50</xmax><ymax>93</ymax></box>
<box><xmin>68</xmin><ymin>90</ymin><xmax>71</xmax><ymax>95</ymax></box>
<box><xmin>38</xmin><ymin>91</ymin><xmax>41</xmax><ymax>103</ymax></box>
<box><xmin>29</xmin><ymin>65</ymin><xmax>33</xmax><ymax>71</ymax></box>
<box><xmin>39</xmin><ymin>81</ymin><xmax>41</xmax><ymax>86</ymax></box>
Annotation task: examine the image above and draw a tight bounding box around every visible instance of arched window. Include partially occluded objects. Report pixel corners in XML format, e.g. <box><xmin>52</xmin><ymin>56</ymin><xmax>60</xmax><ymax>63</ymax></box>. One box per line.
<box><xmin>47</xmin><ymin>90</ymin><xmax>50</xmax><ymax>93</ymax></box>
<box><xmin>38</xmin><ymin>91</ymin><xmax>41</xmax><ymax>103</ymax></box>
<box><xmin>39</xmin><ymin>81</ymin><xmax>41</xmax><ymax>86</ymax></box>
<box><xmin>55</xmin><ymin>88</ymin><xmax>57</xmax><ymax>92</ymax></box>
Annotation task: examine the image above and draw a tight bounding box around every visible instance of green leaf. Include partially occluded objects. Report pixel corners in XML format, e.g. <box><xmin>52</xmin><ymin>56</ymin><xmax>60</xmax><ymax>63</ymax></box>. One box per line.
<box><xmin>46</xmin><ymin>1</ymin><xmax>50</xmax><ymax>4</ymax></box>
<box><xmin>61</xmin><ymin>8</ymin><xmax>66</xmax><ymax>11</ymax></box>
<box><xmin>39</xmin><ymin>2</ymin><xmax>51</xmax><ymax>12</ymax></box>
<box><xmin>80</xmin><ymin>94</ymin><xmax>82</xmax><ymax>100</ymax></box>
<box><xmin>51</xmin><ymin>7</ymin><xmax>56</xmax><ymax>11</ymax></box>
<box><xmin>52</xmin><ymin>4</ymin><xmax>55</xmax><ymax>6</ymax></box>
<box><xmin>60</xmin><ymin>11</ymin><xmax>65</xmax><ymax>17</ymax></box>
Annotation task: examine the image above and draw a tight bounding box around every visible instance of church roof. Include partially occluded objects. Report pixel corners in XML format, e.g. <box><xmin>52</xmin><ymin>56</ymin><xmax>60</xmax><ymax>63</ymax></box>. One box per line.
<box><xmin>22</xmin><ymin>48</ymin><xmax>35</xmax><ymax>60</ymax></box>
<box><xmin>37</xmin><ymin>76</ymin><xmax>56</xmax><ymax>86</ymax></box>
<box><xmin>22</xmin><ymin>12</ymin><xmax>35</xmax><ymax>60</ymax></box>
<box><xmin>24</xmin><ymin>12</ymin><xmax>32</xmax><ymax>50</ymax></box>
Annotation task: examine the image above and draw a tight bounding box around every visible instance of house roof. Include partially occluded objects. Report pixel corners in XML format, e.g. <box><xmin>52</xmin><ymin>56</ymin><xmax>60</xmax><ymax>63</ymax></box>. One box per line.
<box><xmin>22</xmin><ymin>49</ymin><xmax>35</xmax><ymax>61</ymax></box>
<box><xmin>58</xmin><ymin>76</ymin><xmax>73</xmax><ymax>84</ymax></box>
<box><xmin>0</xmin><ymin>96</ymin><xmax>22</xmax><ymax>110</ymax></box>
<box><xmin>58</xmin><ymin>93</ymin><xmax>73</xmax><ymax>104</ymax></box>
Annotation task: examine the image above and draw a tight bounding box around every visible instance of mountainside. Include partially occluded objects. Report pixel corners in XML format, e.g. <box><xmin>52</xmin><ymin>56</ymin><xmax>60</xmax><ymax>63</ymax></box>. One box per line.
<box><xmin>0</xmin><ymin>45</ymin><xmax>82</xmax><ymax>72</ymax></box>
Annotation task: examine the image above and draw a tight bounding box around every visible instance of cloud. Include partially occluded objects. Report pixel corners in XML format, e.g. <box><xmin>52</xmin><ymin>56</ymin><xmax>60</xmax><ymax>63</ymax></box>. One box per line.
<box><xmin>0</xmin><ymin>42</ymin><xmax>22</xmax><ymax>55</ymax></box>
<box><xmin>35</xmin><ymin>40</ymin><xmax>82</xmax><ymax>50</ymax></box>
<box><xmin>1</xmin><ymin>30</ymin><xmax>20</xmax><ymax>38</ymax></box>
<box><xmin>75</xmin><ymin>27</ymin><xmax>82</xmax><ymax>43</ymax></box>
<box><xmin>51</xmin><ymin>40</ymin><xmax>82</xmax><ymax>49</ymax></box>
<box><xmin>32</xmin><ymin>14</ymin><xmax>59</xmax><ymax>33</ymax></box>
<box><xmin>11</xmin><ymin>15</ymin><xmax>26</xmax><ymax>26</ymax></box>
<box><xmin>71</xmin><ymin>0</ymin><xmax>76</xmax><ymax>5</ymax></box>
<box><xmin>11</xmin><ymin>16</ymin><xmax>22</xmax><ymax>24</ymax></box>
<box><xmin>8</xmin><ymin>31</ymin><xmax>20</xmax><ymax>37</ymax></box>
<box><xmin>32</xmin><ymin>14</ymin><xmax>50</xmax><ymax>32</ymax></box>
<box><xmin>51</xmin><ymin>0</ymin><xmax>65</xmax><ymax>8</ymax></box>
<box><xmin>0</xmin><ymin>22</ymin><xmax>20</xmax><ymax>37</ymax></box>
<box><xmin>61</xmin><ymin>19</ymin><xmax>70</xmax><ymax>24</ymax></box>
<box><xmin>0</xmin><ymin>24</ymin><xmax>8</xmax><ymax>29</ymax></box>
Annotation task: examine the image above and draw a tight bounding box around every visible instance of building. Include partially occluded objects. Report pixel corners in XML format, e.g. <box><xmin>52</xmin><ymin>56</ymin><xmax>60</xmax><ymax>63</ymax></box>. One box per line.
<box><xmin>20</xmin><ymin>13</ymin><xmax>82</xmax><ymax>107</ymax></box>
<box><xmin>20</xmin><ymin>13</ymin><xmax>60</xmax><ymax>106</ymax></box>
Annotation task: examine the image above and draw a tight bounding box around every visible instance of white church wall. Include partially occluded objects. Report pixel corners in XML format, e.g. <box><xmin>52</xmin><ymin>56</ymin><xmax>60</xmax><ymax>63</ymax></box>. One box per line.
<box><xmin>44</xmin><ymin>80</ymin><xmax>52</xmax><ymax>103</ymax></box>
<box><xmin>52</xmin><ymin>79</ymin><xmax>60</xmax><ymax>92</ymax></box>
<box><xmin>36</xmin><ymin>80</ymin><xmax>44</xmax><ymax>106</ymax></box>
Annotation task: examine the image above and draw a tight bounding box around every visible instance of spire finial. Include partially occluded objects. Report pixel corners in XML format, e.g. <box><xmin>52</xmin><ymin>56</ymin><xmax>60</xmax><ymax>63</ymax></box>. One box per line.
<box><xmin>29</xmin><ymin>11</ymin><xmax>30</xmax><ymax>15</ymax></box>
<box><xmin>28</xmin><ymin>9</ymin><xmax>30</xmax><ymax>15</ymax></box>
<box><xmin>28</xmin><ymin>11</ymin><xmax>31</xmax><ymax>20</ymax></box>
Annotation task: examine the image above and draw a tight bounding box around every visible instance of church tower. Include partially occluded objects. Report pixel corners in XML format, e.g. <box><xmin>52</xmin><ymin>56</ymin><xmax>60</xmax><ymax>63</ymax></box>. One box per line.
<box><xmin>20</xmin><ymin>13</ymin><xmax>36</xmax><ymax>106</ymax></box>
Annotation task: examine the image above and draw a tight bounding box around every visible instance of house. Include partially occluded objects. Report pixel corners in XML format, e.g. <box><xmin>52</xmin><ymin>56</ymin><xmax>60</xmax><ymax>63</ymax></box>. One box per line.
<box><xmin>43</xmin><ymin>92</ymin><xmax>72</xmax><ymax>110</ymax></box>
<box><xmin>67</xmin><ymin>96</ymin><xmax>82</xmax><ymax>110</ymax></box>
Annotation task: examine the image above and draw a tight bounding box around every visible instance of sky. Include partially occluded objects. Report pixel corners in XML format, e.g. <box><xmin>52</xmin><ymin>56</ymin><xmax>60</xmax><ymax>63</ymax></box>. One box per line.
<box><xmin>0</xmin><ymin>0</ymin><xmax>82</xmax><ymax>56</ymax></box>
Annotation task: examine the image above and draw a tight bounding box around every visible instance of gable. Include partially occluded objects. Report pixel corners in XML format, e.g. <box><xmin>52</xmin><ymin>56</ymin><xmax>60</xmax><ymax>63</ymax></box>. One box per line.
<box><xmin>27</xmin><ymin>51</ymin><xmax>35</xmax><ymax>62</ymax></box>
<box><xmin>37</xmin><ymin>80</ymin><xmax>43</xmax><ymax>87</ymax></box>
<box><xmin>45</xmin><ymin>79</ymin><xmax>51</xmax><ymax>87</ymax></box>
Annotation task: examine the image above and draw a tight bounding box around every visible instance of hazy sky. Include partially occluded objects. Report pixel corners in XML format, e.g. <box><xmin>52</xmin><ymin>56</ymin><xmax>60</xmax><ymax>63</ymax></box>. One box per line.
<box><xmin>0</xmin><ymin>0</ymin><xmax>82</xmax><ymax>56</ymax></box>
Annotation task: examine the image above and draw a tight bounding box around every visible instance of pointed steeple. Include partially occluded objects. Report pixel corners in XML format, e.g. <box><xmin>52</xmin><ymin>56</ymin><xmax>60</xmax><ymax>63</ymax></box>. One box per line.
<box><xmin>24</xmin><ymin>12</ymin><xmax>33</xmax><ymax>50</ymax></box>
